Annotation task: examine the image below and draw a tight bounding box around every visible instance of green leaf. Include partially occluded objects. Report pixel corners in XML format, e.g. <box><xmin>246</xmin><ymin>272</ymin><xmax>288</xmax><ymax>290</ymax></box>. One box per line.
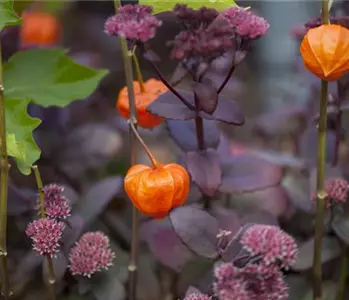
<box><xmin>4</xmin><ymin>49</ymin><xmax>108</xmax><ymax>107</ymax></box>
<box><xmin>140</xmin><ymin>0</ymin><xmax>237</xmax><ymax>15</ymax></box>
<box><xmin>5</xmin><ymin>98</ymin><xmax>41</xmax><ymax>175</ymax></box>
<box><xmin>0</xmin><ymin>0</ymin><xmax>21</xmax><ymax>30</ymax></box>
<box><xmin>13</xmin><ymin>1</ymin><xmax>34</xmax><ymax>15</ymax></box>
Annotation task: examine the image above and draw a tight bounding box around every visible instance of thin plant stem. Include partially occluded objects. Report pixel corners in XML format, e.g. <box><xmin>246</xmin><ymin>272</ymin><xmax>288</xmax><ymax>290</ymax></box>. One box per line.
<box><xmin>113</xmin><ymin>2</ymin><xmax>140</xmax><ymax>300</ymax></box>
<box><xmin>217</xmin><ymin>64</ymin><xmax>236</xmax><ymax>94</ymax></box>
<box><xmin>129</xmin><ymin>120</ymin><xmax>158</xmax><ymax>168</ymax></box>
<box><xmin>312</xmin><ymin>2</ymin><xmax>329</xmax><ymax>299</ymax></box>
<box><xmin>145</xmin><ymin>58</ymin><xmax>195</xmax><ymax>110</ymax></box>
<box><xmin>0</xmin><ymin>40</ymin><xmax>10</xmax><ymax>300</ymax></box>
<box><xmin>32</xmin><ymin>166</ymin><xmax>56</xmax><ymax>300</ymax></box>
<box><xmin>132</xmin><ymin>51</ymin><xmax>145</xmax><ymax>93</ymax></box>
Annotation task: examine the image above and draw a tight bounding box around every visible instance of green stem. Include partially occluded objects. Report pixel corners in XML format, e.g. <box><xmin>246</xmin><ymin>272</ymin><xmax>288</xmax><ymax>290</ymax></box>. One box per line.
<box><xmin>313</xmin><ymin>80</ymin><xmax>328</xmax><ymax>300</ymax></box>
<box><xmin>32</xmin><ymin>166</ymin><xmax>56</xmax><ymax>300</ymax></box>
<box><xmin>113</xmin><ymin>2</ymin><xmax>139</xmax><ymax>300</ymax></box>
<box><xmin>132</xmin><ymin>51</ymin><xmax>145</xmax><ymax>93</ymax></box>
<box><xmin>312</xmin><ymin>3</ymin><xmax>329</xmax><ymax>300</ymax></box>
<box><xmin>0</xmin><ymin>40</ymin><xmax>10</xmax><ymax>300</ymax></box>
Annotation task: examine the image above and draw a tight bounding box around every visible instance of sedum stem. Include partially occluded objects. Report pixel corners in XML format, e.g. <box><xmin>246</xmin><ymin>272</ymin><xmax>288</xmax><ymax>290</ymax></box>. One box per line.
<box><xmin>114</xmin><ymin>2</ymin><xmax>139</xmax><ymax>300</ymax></box>
<box><xmin>132</xmin><ymin>51</ymin><xmax>145</xmax><ymax>93</ymax></box>
<box><xmin>32</xmin><ymin>166</ymin><xmax>56</xmax><ymax>300</ymax></box>
<box><xmin>0</xmin><ymin>40</ymin><xmax>10</xmax><ymax>300</ymax></box>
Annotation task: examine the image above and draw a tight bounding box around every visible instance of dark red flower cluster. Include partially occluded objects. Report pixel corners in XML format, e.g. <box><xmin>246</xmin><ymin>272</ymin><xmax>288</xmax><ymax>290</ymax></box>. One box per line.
<box><xmin>221</xmin><ymin>7</ymin><xmax>269</xmax><ymax>39</ymax></box>
<box><xmin>104</xmin><ymin>4</ymin><xmax>162</xmax><ymax>42</ymax></box>
<box><xmin>41</xmin><ymin>184</ymin><xmax>71</xmax><ymax>220</ymax></box>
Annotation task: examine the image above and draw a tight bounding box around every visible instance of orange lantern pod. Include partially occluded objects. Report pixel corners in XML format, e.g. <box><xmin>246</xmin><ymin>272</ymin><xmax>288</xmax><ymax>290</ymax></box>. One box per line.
<box><xmin>300</xmin><ymin>24</ymin><xmax>349</xmax><ymax>81</ymax></box>
<box><xmin>20</xmin><ymin>11</ymin><xmax>61</xmax><ymax>47</ymax></box>
<box><xmin>117</xmin><ymin>78</ymin><xmax>168</xmax><ymax>129</ymax></box>
<box><xmin>124</xmin><ymin>163</ymin><xmax>190</xmax><ymax>219</ymax></box>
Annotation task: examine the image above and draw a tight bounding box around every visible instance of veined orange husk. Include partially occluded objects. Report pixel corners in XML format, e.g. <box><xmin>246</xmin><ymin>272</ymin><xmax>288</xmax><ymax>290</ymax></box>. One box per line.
<box><xmin>124</xmin><ymin>163</ymin><xmax>190</xmax><ymax>219</ymax></box>
<box><xmin>300</xmin><ymin>24</ymin><xmax>349</xmax><ymax>81</ymax></box>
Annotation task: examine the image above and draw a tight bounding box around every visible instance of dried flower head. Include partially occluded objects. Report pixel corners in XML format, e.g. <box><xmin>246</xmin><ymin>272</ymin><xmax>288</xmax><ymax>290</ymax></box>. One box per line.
<box><xmin>221</xmin><ymin>7</ymin><xmax>269</xmax><ymax>39</ymax></box>
<box><xmin>69</xmin><ymin>231</ymin><xmax>115</xmax><ymax>277</ymax></box>
<box><xmin>184</xmin><ymin>293</ymin><xmax>211</xmax><ymax>300</ymax></box>
<box><xmin>240</xmin><ymin>225</ymin><xmax>298</xmax><ymax>269</ymax></box>
<box><xmin>41</xmin><ymin>184</ymin><xmax>71</xmax><ymax>219</ymax></box>
<box><xmin>26</xmin><ymin>219</ymin><xmax>65</xmax><ymax>257</ymax></box>
<box><xmin>104</xmin><ymin>4</ymin><xmax>162</xmax><ymax>42</ymax></box>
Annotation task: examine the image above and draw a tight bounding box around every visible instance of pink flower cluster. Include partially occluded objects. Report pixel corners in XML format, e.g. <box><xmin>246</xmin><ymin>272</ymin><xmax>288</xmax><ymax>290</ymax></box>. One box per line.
<box><xmin>184</xmin><ymin>293</ymin><xmax>211</xmax><ymax>300</ymax></box>
<box><xmin>41</xmin><ymin>184</ymin><xmax>71</xmax><ymax>220</ymax></box>
<box><xmin>104</xmin><ymin>4</ymin><xmax>162</xmax><ymax>42</ymax></box>
<box><xmin>26</xmin><ymin>219</ymin><xmax>65</xmax><ymax>258</ymax></box>
<box><xmin>221</xmin><ymin>7</ymin><xmax>269</xmax><ymax>39</ymax></box>
<box><xmin>213</xmin><ymin>225</ymin><xmax>298</xmax><ymax>300</ymax></box>
<box><xmin>214</xmin><ymin>262</ymin><xmax>288</xmax><ymax>300</ymax></box>
<box><xmin>240</xmin><ymin>225</ymin><xmax>298</xmax><ymax>269</ymax></box>
<box><xmin>311</xmin><ymin>178</ymin><xmax>349</xmax><ymax>208</ymax></box>
<box><xmin>69</xmin><ymin>232</ymin><xmax>115</xmax><ymax>278</ymax></box>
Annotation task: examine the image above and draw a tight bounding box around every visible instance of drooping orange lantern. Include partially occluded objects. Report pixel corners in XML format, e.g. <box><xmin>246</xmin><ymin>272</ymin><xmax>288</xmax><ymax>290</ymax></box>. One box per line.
<box><xmin>117</xmin><ymin>78</ymin><xmax>168</xmax><ymax>129</ymax></box>
<box><xmin>20</xmin><ymin>11</ymin><xmax>61</xmax><ymax>47</ymax></box>
<box><xmin>124</xmin><ymin>163</ymin><xmax>190</xmax><ymax>218</ymax></box>
<box><xmin>300</xmin><ymin>24</ymin><xmax>349</xmax><ymax>81</ymax></box>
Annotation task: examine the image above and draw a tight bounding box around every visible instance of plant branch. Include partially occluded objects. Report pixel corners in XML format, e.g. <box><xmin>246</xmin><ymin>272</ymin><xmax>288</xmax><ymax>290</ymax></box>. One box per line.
<box><xmin>114</xmin><ymin>2</ymin><xmax>140</xmax><ymax>300</ymax></box>
<box><xmin>312</xmin><ymin>80</ymin><xmax>328</xmax><ymax>300</ymax></box>
<box><xmin>132</xmin><ymin>51</ymin><xmax>145</xmax><ymax>93</ymax></box>
<box><xmin>217</xmin><ymin>64</ymin><xmax>236</xmax><ymax>94</ymax></box>
<box><xmin>129</xmin><ymin>120</ymin><xmax>158</xmax><ymax>168</ymax></box>
<box><xmin>312</xmin><ymin>3</ymin><xmax>329</xmax><ymax>299</ymax></box>
<box><xmin>144</xmin><ymin>56</ymin><xmax>195</xmax><ymax>110</ymax></box>
<box><xmin>0</xmin><ymin>39</ymin><xmax>10</xmax><ymax>300</ymax></box>
<box><xmin>32</xmin><ymin>166</ymin><xmax>56</xmax><ymax>300</ymax></box>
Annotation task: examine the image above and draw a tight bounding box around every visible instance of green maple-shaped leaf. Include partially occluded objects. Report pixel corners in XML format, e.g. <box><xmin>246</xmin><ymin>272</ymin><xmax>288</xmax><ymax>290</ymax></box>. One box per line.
<box><xmin>140</xmin><ymin>0</ymin><xmax>237</xmax><ymax>15</ymax></box>
<box><xmin>4</xmin><ymin>49</ymin><xmax>109</xmax><ymax>107</ymax></box>
<box><xmin>5</xmin><ymin>98</ymin><xmax>41</xmax><ymax>175</ymax></box>
<box><xmin>0</xmin><ymin>0</ymin><xmax>21</xmax><ymax>30</ymax></box>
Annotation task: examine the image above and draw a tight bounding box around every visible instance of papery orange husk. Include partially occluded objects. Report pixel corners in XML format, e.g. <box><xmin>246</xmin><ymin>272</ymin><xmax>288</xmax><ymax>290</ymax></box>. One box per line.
<box><xmin>20</xmin><ymin>11</ymin><xmax>61</xmax><ymax>47</ymax></box>
<box><xmin>124</xmin><ymin>163</ymin><xmax>190</xmax><ymax>218</ymax></box>
<box><xmin>300</xmin><ymin>24</ymin><xmax>349</xmax><ymax>81</ymax></box>
<box><xmin>117</xmin><ymin>78</ymin><xmax>168</xmax><ymax>129</ymax></box>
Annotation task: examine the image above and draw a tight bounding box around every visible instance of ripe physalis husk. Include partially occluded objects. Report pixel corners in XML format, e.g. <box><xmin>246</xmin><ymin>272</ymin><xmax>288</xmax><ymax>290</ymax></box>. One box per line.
<box><xmin>124</xmin><ymin>163</ymin><xmax>190</xmax><ymax>219</ymax></box>
<box><xmin>117</xmin><ymin>78</ymin><xmax>168</xmax><ymax>129</ymax></box>
<box><xmin>20</xmin><ymin>11</ymin><xmax>61</xmax><ymax>47</ymax></box>
<box><xmin>300</xmin><ymin>24</ymin><xmax>349</xmax><ymax>81</ymax></box>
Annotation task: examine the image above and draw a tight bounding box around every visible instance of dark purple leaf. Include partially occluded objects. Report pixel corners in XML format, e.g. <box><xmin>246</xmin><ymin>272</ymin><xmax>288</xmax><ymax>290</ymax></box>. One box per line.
<box><xmin>143</xmin><ymin>49</ymin><xmax>161</xmax><ymax>62</ymax></box>
<box><xmin>292</xmin><ymin>237</ymin><xmax>341</xmax><ymax>271</ymax></box>
<box><xmin>219</xmin><ymin>154</ymin><xmax>283</xmax><ymax>194</ymax></box>
<box><xmin>211</xmin><ymin>206</ymin><xmax>241</xmax><ymax>236</ymax></box>
<box><xmin>200</xmin><ymin>96</ymin><xmax>244</xmax><ymax>125</ymax></box>
<box><xmin>300</xmin><ymin>125</ymin><xmax>336</xmax><ymax>166</ymax></box>
<box><xmin>147</xmin><ymin>90</ymin><xmax>195</xmax><ymax>120</ymax></box>
<box><xmin>194</xmin><ymin>78</ymin><xmax>218</xmax><ymax>114</ymax></box>
<box><xmin>166</xmin><ymin>119</ymin><xmax>220</xmax><ymax>152</ymax></box>
<box><xmin>332</xmin><ymin>215</ymin><xmax>349</xmax><ymax>245</ymax></box>
<box><xmin>62</xmin><ymin>214</ymin><xmax>85</xmax><ymax>254</ymax></box>
<box><xmin>185</xmin><ymin>149</ymin><xmax>221</xmax><ymax>196</ymax></box>
<box><xmin>140</xmin><ymin>218</ymin><xmax>194</xmax><ymax>272</ymax></box>
<box><xmin>170</xmin><ymin>62</ymin><xmax>189</xmax><ymax>86</ymax></box>
<box><xmin>169</xmin><ymin>206</ymin><xmax>219</xmax><ymax>259</ymax></box>
<box><xmin>8</xmin><ymin>184</ymin><xmax>36</xmax><ymax>215</ymax></box>
<box><xmin>75</xmin><ymin>176</ymin><xmax>123</xmax><ymax>225</ymax></box>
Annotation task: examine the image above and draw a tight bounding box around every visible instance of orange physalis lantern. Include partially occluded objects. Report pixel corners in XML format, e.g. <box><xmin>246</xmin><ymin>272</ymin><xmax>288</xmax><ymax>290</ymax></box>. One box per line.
<box><xmin>20</xmin><ymin>11</ymin><xmax>61</xmax><ymax>47</ymax></box>
<box><xmin>124</xmin><ymin>163</ymin><xmax>190</xmax><ymax>218</ymax></box>
<box><xmin>117</xmin><ymin>78</ymin><xmax>168</xmax><ymax>129</ymax></box>
<box><xmin>300</xmin><ymin>24</ymin><xmax>349</xmax><ymax>81</ymax></box>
